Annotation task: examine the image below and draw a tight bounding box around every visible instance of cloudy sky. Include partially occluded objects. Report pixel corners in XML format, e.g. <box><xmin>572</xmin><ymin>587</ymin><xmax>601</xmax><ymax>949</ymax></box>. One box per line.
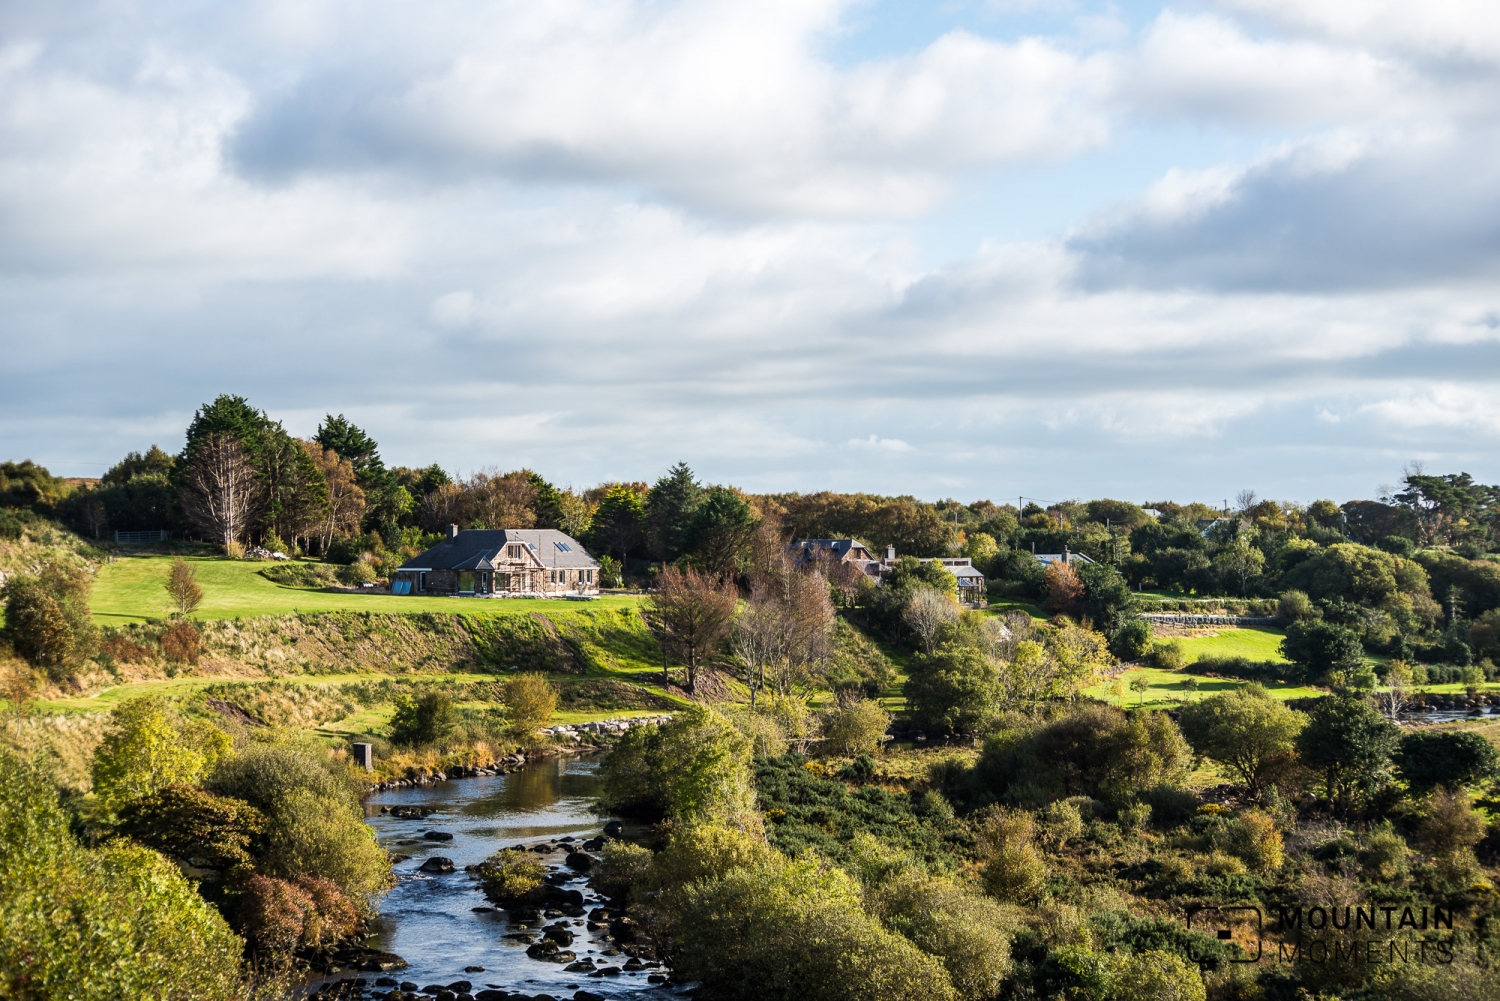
<box><xmin>3</xmin><ymin>0</ymin><xmax>1499</xmax><ymax>505</ymax></box>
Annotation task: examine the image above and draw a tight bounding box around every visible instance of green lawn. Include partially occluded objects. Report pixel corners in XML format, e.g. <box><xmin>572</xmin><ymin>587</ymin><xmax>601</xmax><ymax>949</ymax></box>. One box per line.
<box><xmin>1173</xmin><ymin>626</ymin><xmax>1289</xmax><ymax>663</ymax></box>
<box><xmin>1085</xmin><ymin>666</ymin><xmax>1322</xmax><ymax>709</ymax></box>
<box><xmin>91</xmin><ymin>555</ymin><xmax>643</xmax><ymax>625</ymax></box>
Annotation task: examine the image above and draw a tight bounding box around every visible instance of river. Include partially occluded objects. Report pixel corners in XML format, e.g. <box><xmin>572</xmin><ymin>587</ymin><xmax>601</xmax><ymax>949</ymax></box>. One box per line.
<box><xmin>326</xmin><ymin>758</ymin><xmax>679</xmax><ymax>1000</ymax></box>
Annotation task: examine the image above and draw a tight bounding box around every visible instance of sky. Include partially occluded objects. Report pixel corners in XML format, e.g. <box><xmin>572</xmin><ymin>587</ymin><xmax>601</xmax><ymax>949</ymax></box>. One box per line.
<box><xmin>3</xmin><ymin>0</ymin><xmax>1500</xmax><ymax>506</ymax></box>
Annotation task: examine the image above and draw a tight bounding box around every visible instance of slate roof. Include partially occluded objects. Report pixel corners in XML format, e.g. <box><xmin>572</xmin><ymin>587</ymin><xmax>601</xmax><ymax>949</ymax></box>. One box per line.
<box><xmin>398</xmin><ymin>529</ymin><xmax>599</xmax><ymax>571</ymax></box>
<box><xmin>1035</xmin><ymin>552</ymin><xmax>1096</xmax><ymax>566</ymax></box>
<box><xmin>791</xmin><ymin>539</ymin><xmax>878</xmax><ymax>561</ymax></box>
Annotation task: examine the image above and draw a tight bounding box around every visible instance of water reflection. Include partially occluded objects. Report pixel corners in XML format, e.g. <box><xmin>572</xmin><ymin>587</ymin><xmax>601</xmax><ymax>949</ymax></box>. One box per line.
<box><xmin>349</xmin><ymin>758</ymin><xmax>668</xmax><ymax>999</ymax></box>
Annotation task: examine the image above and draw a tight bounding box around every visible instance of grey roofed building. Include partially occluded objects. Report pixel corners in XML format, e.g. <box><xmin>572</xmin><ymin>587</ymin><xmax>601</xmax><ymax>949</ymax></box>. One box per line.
<box><xmin>1035</xmin><ymin>551</ymin><xmax>1096</xmax><ymax>566</ymax></box>
<box><xmin>790</xmin><ymin>538</ymin><xmax>882</xmax><ymax>577</ymax></box>
<box><xmin>394</xmin><ymin>527</ymin><xmax>600</xmax><ymax>597</ymax></box>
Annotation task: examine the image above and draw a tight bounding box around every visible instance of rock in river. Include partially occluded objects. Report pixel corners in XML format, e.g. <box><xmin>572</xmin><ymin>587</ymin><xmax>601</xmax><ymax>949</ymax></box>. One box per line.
<box><xmin>419</xmin><ymin>856</ymin><xmax>455</xmax><ymax>874</ymax></box>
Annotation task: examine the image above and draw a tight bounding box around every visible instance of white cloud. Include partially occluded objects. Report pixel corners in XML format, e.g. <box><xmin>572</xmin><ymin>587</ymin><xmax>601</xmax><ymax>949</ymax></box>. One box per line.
<box><xmin>1212</xmin><ymin>0</ymin><xmax>1500</xmax><ymax>64</ymax></box>
<box><xmin>849</xmin><ymin>435</ymin><xmax>916</xmax><ymax>453</ymax></box>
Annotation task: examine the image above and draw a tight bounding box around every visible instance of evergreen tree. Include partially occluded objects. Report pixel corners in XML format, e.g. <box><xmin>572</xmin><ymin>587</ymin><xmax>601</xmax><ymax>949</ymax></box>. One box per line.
<box><xmin>646</xmin><ymin>462</ymin><xmax>703</xmax><ymax>561</ymax></box>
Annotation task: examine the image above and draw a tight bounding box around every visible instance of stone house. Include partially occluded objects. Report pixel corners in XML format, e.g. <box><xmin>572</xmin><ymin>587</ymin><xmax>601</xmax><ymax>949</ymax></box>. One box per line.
<box><xmin>394</xmin><ymin>527</ymin><xmax>600</xmax><ymax>598</ymax></box>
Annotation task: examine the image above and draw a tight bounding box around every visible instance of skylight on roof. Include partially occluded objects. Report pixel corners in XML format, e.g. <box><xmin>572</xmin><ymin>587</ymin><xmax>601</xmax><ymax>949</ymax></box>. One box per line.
<box><xmin>556</xmin><ymin>542</ymin><xmax>572</xmax><ymax>552</ymax></box>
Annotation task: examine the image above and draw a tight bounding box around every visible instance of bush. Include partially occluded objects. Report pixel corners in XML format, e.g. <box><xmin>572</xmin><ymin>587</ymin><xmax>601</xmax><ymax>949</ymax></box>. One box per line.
<box><xmin>1151</xmin><ymin>640</ymin><xmax>1186</xmax><ymax>670</ymax></box>
<box><xmin>1038</xmin><ymin>800</ymin><xmax>1084</xmax><ymax>847</ymax></box>
<box><xmin>237</xmin><ymin>874</ymin><xmax>359</xmax><ymax>952</ymax></box>
<box><xmin>1108</xmin><ymin>950</ymin><xmax>1206</xmax><ymax>1001</ymax></box>
<box><xmin>667</xmin><ymin>852</ymin><xmax>957</xmax><ymax>1001</ymax></box>
<box><xmin>476</xmin><ymin>848</ymin><xmax>547</xmax><ymax>903</ymax></box>
<box><xmin>1394</xmin><ymin>729</ymin><xmax>1500</xmax><ymax>792</ymax></box>
<box><xmin>1178</xmin><ymin>689</ymin><xmax>1307</xmax><ymax>798</ymax></box>
<box><xmin>1275</xmin><ymin>589</ymin><xmax>1320</xmax><ymax>624</ymax></box>
<box><xmin>1296</xmin><ymin>695</ymin><xmax>1398</xmax><ymax>814</ymax></box>
<box><xmin>258</xmin><ymin>787</ymin><xmax>392</xmax><ymax>907</ymax></box>
<box><xmin>1217</xmin><ymin>809</ymin><xmax>1283</xmax><ymax>872</ymax></box>
<box><xmin>903</xmin><ymin>645</ymin><xmax>1001</xmax><ymax>733</ymax></box>
<box><xmin>502</xmin><ymin>672</ymin><xmax>557</xmax><ymax>737</ymax></box>
<box><xmin>972</xmin><ymin>705</ymin><xmax>1192</xmax><ymax>807</ymax></box>
<box><xmin>821</xmin><ymin>699</ymin><xmax>892</xmax><ymax>755</ymax></box>
<box><xmin>1281</xmin><ymin>620</ymin><xmax>1365</xmax><ymax>686</ymax></box>
<box><xmin>597</xmin><ymin>705</ymin><xmax>759</xmax><ymax>830</ymax></box>
<box><xmin>1136</xmin><ymin>784</ymin><xmax>1199</xmax><ymax>828</ymax></box>
<box><xmin>389</xmin><ymin>691</ymin><xmax>457</xmax><ymax>746</ymax></box>
<box><xmin>0</xmin><ymin>750</ymin><xmax>252</xmax><ymax>999</ymax></box>
<box><xmin>116</xmin><ymin>784</ymin><xmax>266</xmax><ymax>876</ymax></box>
<box><xmin>1109</xmin><ymin>618</ymin><xmax>1153</xmax><ymax>661</ymax></box>
<box><xmin>868</xmin><ymin>871</ymin><xmax>1018</xmax><ymax>1001</ymax></box>
<box><xmin>1360</xmin><ymin>822</ymin><xmax>1408</xmax><ymax>881</ymax></box>
<box><xmin>159</xmin><ymin>619</ymin><xmax>204</xmax><ymax>665</ymax></box>
<box><xmin>1</xmin><ymin>564</ymin><xmax>97</xmax><ymax>678</ymax></box>
<box><xmin>976</xmin><ymin>809</ymin><xmax>1047</xmax><ymax>904</ymax></box>
<box><xmin>91</xmin><ymin>697</ymin><xmax>232</xmax><ymax>811</ymax></box>
<box><xmin>260</xmin><ymin>563</ymin><xmax>339</xmax><ymax>588</ymax></box>
<box><xmin>592</xmin><ymin>841</ymin><xmax>653</xmax><ymax>900</ymax></box>
<box><xmin>1416</xmin><ymin>789</ymin><xmax>1487</xmax><ymax>860</ymax></box>
<box><xmin>337</xmin><ymin>560</ymin><xmax>376</xmax><ymax>586</ymax></box>
<box><xmin>754</xmin><ymin>756</ymin><xmax>972</xmax><ymax>870</ymax></box>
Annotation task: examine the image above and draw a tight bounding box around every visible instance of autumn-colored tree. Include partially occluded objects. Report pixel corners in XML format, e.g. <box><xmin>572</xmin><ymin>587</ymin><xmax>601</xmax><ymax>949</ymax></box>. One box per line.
<box><xmin>1043</xmin><ymin>559</ymin><xmax>1085</xmax><ymax>616</ymax></box>
<box><xmin>304</xmin><ymin>442</ymin><xmax>365</xmax><ymax>553</ymax></box>
<box><xmin>164</xmin><ymin>558</ymin><xmax>203</xmax><ymax>615</ymax></box>
<box><xmin>646</xmin><ymin>565</ymin><xmax>737</xmax><ymax>693</ymax></box>
<box><xmin>462</xmin><ymin>468</ymin><xmax>538</xmax><ymax>529</ymax></box>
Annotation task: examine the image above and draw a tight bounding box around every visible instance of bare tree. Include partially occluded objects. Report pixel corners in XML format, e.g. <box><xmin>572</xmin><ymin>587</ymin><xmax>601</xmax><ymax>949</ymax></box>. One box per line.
<box><xmin>903</xmin><ymin>586</ymin><xmax>960</xmax><ymax>654</ymax></box>
<box><xmin>1236</xmin><ymin>489</ymin><xmax>1258</xmax><ymax>514</ymax></box>
<box><xmin>165</xmin><ymin>558</ymin><xmax>203</xmax><ymax>615</ymax></box>
<box><xmin>731</xmin><ymin>591</ymin><xmax>787</xmax><ymax>708</ymax></box>
<box><xmin>646</xmin><ymin>565</ymin><xmax>738</xmax><ymax>693</ymax></box>
<box><xmin>79</xmin><ymin>496</ymin><xmax>108</xmax><ymax>539</ymax></box>
<box><xmin>179</xmin><ymin>432</ymin><xmax>262</xmax><ymax>551</ymax></box>
<box><xmin>306</xmin><ymin>442</ymin><xmax>366</xmax><ymax>554</ymax></box>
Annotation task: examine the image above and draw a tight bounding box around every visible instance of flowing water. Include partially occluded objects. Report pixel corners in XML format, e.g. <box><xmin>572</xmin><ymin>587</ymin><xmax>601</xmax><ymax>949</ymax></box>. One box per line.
<box><xmin>335</xmin><ymin>758</ymin><xmax>678</xmax><ymax>999</ymax></box>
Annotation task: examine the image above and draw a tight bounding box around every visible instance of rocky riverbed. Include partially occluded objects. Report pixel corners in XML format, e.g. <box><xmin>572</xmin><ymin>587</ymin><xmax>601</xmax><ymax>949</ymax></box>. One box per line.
<box><xmin>297</xmin><ymin>757</ymin><xmax>681</xmax><ymax>1001</ymax></box>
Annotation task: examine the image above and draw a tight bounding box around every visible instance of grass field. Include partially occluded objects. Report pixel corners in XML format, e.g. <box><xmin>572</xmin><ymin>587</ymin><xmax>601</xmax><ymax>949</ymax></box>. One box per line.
<box><xmin>91</xmin><ymin>555</ymin><xmax>643</xmax><ymax>624</ymax></box>
<box><xmin>1173</xmin><ymin>626</ymin><xmax>1289</xmax><ymax>663</ymax></box>
<box><xmin>1084</xmin><ymin>667</ymin><xmax>1322</xmax><ymax>709</ymax></box>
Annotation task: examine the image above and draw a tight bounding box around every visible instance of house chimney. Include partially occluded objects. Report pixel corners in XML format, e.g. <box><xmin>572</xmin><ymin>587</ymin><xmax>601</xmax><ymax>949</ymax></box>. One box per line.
<box><xmin>448</xmin><ymin>524</ymin><xmax>459</xmax><ymax>539</ymax></box>
<box><xmin>1063</xmin><ymin>545</ymin><xmax>1070</xmax><ymax>564</ymax></box>
<box><xmin>886</xmin><ymin>544</ymin><xmax>896</xmax><ymax>561</ymax></box>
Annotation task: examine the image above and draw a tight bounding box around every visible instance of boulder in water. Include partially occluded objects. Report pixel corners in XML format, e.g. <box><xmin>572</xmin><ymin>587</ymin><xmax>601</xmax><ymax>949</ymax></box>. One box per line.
<box><xmin>419</xmin><ymin>856</ymin><xmax>455</xmax><ymax>874</ymax></box>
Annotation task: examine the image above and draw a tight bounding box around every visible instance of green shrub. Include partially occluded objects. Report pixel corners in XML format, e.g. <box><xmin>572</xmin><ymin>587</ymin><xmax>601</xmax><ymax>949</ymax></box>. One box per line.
<box><xmin>1</xmin><ymin>564</ymin><xmax>97</xmax><ymax>678</ymax></box>
<box><xmin>1360</xmin><ymin>822</ymin><xmax>1408</xmax><ymax>881</ymax></box>
<box><xmin>903</xmin><ymin>644</ymin><xmax>1001</xmax><ymax>733</ymax></box>
<box><xmin>1151</xmin><ymin>640</ymin><xmax>1186</xmax><ymax>670</ymax></box>
<box><xmin>1215</xmin><ymin>809</ymin><xmax>1283</xmax><ymax>873</ymax></box>
<box><xmin>667</xmin><ymin>852</ymin><xmax>957</xmax><ymax>1001</ymax></box>
<box><xmin>91</xmin><ymin>697</ymin><xmax>232</xmax><ymax>811</ymax></box>
<box><xmin>592</xmin><ymin>841</ymin><xmax>654</xmax><ymax>900</ymax></box>
<box><xmin>258</xmin><ymin>788</ymin><xmax>392</xmax><ymax>907</ymax></box>
<box><xmin>868</xmin><ymin>871</ymin><xmax>1018</xmax><ymax>1001</ymax></box>
<box><xmin>1107</xmin><ymin>949</ymin><xmax>1206</xmax><ymax>1001</ymax></box>
<box><xmin>1394</xmin><ymin>729</ymin><xmax>1500</xmax><ymax>792</ymax></box>
<box><xmin>1038</xmin><ymin>799</ymin><xmax>1084</xmax><ymax>847</ymax></box>
<box><xmin>260</xmin><ymin>563</ymin><xmax>339</xmax><ymax>588</ymax></box>
<box><xmin>821</xmin><ymin>699</ymin><xmax>892</xmax><ymax>755</ymax></box>
<box><xmin>597</xmin><ymin>705</ymin><xmax>760</xmax><ymax>830</ymax></box>
<box><xmin>976</xmin><ymin>808</ymin><xmax>1047</xmax><ymax>904</ymax></box>
<box><xmin>1178</xmin><ymin>689</ymin><xmax>1307</xmax><ymax>798</ymax></box>
<box><xmin>116</xmin><ymin>784</ymin><xmax>266</xmax><ymax>876</ymax></box>
<box><xmin>476</xmin><ymin>848</ymin><xmax>547</xmax><ymax>903</ymax></box>
<box><xmin>502</xmin><ymin>672</ymin><xmax>558</xmax><ymax>737</ymax></box>
<box><xmin>1416</xmin><ymin>789</ymin><xmax>1487</xmax><ymax>861</ymax></box>
<box><xmin>389</xmin><ymin>691</ymin><xmax>457</xmax><ymax>746</ymax></box>
<box><xmin>972</xmin><ymin>704</ymin><xmax>1192</xmax><ymax>807</ymax></box>
<box><xmin>0</xmin><ymin>750</ymin><xmax>252</xmax><ymax>999</ymax></box>
<box><xmin>337</xmin><ymin>560</ymin><xmax>377</xmax><ymax>586</ymax></box>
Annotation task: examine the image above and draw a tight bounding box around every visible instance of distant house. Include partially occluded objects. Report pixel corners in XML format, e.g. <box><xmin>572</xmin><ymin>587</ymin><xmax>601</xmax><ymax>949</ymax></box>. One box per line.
<box><xmin>1035</xmin><ymin>549</ymin><xmax>1095</xmax><ymax>567</ymax></box>
<box><xmin>394</xmin><ymin>527</ymin><xmax>600</xmax><ymax>598</ymax></box>
<box><xmin>790</xmin><ymin>538</ymin><xmax>883</xmax><ymax>579</ymax></box>
<box><xmin>794</xmin><ymin>539</ymin><xmax>988</xmax><ymax>605</ymax></box>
